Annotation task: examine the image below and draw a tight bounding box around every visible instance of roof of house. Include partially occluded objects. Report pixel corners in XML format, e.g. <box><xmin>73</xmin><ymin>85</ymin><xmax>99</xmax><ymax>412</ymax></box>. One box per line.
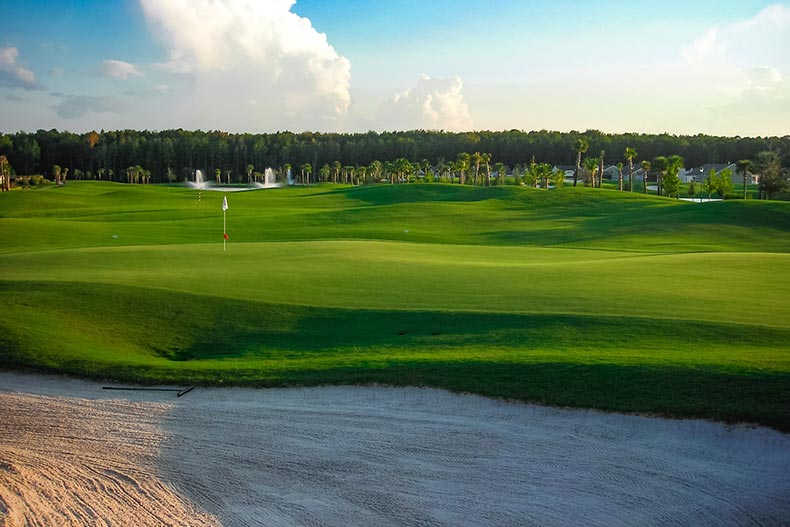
<box><xmin>684</xmin><ymin>163</ymin><xmax>736</xmax><ymax>176</ymax></box>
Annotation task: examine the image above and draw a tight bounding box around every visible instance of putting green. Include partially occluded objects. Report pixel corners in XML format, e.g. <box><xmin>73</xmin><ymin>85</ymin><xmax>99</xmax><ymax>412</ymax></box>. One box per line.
<box><xmin>2</xmin><ymin>242</ymin><xmax>788</xmax><ymax>327</ymax></box>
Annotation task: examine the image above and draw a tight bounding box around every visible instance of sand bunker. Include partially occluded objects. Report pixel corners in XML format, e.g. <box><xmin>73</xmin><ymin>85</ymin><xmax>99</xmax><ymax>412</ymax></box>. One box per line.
<box><xmin>1</xmin><ymin>372</ymin><xmax>789</xmax><ymax>526</ymax></box>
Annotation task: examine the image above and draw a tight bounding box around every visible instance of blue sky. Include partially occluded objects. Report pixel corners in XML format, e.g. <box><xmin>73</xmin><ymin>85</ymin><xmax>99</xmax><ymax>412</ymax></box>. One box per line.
<box><xmin>2</xmin><ymin>0</ymin><xmax>788</xmax><ymax>135</ymax></box>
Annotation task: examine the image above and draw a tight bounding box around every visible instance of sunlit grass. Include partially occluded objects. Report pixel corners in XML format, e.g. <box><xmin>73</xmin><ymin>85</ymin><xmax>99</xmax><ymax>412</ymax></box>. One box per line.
<box><xmin>1</xmin><ymin>182</ymin><xmax>789</xmax><ymax>429</ymax></box>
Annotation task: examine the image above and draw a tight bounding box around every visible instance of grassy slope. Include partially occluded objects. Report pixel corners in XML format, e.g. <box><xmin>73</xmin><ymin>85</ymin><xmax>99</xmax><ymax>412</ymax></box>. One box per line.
<box><xmin>1</xmin><ymin>182</ymin><xmax>789</xmax><ymax>429</ymax></box>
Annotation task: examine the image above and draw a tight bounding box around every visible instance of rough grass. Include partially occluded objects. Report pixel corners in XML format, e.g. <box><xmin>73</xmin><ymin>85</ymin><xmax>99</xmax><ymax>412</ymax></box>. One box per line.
<box><xmin>1</xmin><ymin>182</ymin><xmax>789</xmax><ymax>429</ymax></box>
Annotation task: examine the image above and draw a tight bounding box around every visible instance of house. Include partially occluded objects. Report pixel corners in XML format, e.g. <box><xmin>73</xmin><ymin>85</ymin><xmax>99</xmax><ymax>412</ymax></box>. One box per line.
<box><xmin>630</xmin><ymin>167</ymin><xmax>648</xmax><ymax>182</ymax></box>
<box><xmin>602</xmin><ymin>165</ymin><xmax>620</xmax><ymax>180</ymax></box>
<box><xmin>552</xmin><ymin>165</ymin><xmax>576</xmax><ymax>180</ymax></box>
<box><xmin>680</xmin><ymin>164</ymin><xmax>734</xmax><ymax>183</ymax></box>
<box><xmin>681</xmin><ymin>163</ymin><xmax>757</xmax><ymax>185</ymax></box>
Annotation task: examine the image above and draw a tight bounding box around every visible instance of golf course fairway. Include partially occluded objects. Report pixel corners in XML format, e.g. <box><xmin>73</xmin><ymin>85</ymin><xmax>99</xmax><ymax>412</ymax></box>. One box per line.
<box><xmin>1</xmin><ymin>182</ymin><xmax>789</xmax><ymax>430</ymax></box>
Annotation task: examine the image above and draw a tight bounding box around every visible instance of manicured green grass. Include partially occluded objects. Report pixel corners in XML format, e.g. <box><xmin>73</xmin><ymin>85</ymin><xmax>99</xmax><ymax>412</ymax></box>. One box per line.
<box><xmin>1</xmin><ymin>182</ymin><xmax>789</xmax><ymax>429</ymax></box>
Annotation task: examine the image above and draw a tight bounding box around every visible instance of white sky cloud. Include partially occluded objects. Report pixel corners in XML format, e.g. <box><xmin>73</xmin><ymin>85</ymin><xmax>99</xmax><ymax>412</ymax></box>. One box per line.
<box><xmin>100</xmin><ymin>59</ymin><xmax>143</xmax><ymax>80</ymax></box>
<box><xmin>678</xmin><ymin>4</ymin><xmax>790</xmax><ymax>136</ymax></box>
<box><xmin>139</xmin><ymin>0</ymin><xmax>351</xmax><ymax>130</ymax></box>
<box><xmin>153</xmin><ymin>50</ymin><xmax>192</xmax><ymax>74</ymax></box>
<box><xmin>0</xmin><ymin>47</ymin><xmax>41</xmax><ymax>90</ymax></box>
<box><xmin>681</xmin><ymin>4</ymin><xmax>790</xmax><ymax>71</ymax></box>
<box><xmin>2</xmin><ymin>2</ymin><xmax>788</xmax><ymax>136</ymax></box>
<box><xmin>377</xmin><ymin>74</ymin><xmax>474</xmax><ymax>132</ymax></box>
<box><xmin>54</xmin><ymin>95</ymin><xmax>127</xmax><ymax>119</ymax></box>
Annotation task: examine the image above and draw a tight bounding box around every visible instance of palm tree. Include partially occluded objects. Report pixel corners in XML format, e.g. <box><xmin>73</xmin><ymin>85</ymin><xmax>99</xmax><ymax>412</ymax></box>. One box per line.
<box><xmin>598</xmin><ymin>151</ymin><xmax>605</xmax><ymax>188</ymax></box>
<box><xmin>357</xmin><ymin>165</ymin><xmax>367</xmax><ymax>185</ymax></box>
<box><xmin>573</xmin><ymin>138</ymin><xmax>589</xmax><ymax>187</ymax></box>
<box><xmin>215</xmin><ymin>168</ymin><xmax>221</xmax><ymax>184</ymax></box>
<box><xmin>246</xmin><ymin>164</ymin><xmax>254</xmax><ymax>183</ymax></box>
<box><xmin>736</xmin><ymin>159</ymin><xmax>752</xmax><ymax>200</ymax></box>
<box><xmin>482</xmin><ymin>153</ymin><xmax>492</xmax><ymax>186</ymax></box>
<box><xmin>624</xmin><ymin>147</ymin><xmax>637</xmax><ymax>192</ymax></box>
<box><xmin>494</xmin><ymin>162</ymin><xmax>506</xmax><ymax>186</ymax></box>
<box><xmin>583</xmin><ymin>157</ymin><xmax>599</xmax><ymax>187</ymax></box>
<box><xmin>62</xmin><ymin>167</ymin><xmax>69</xmax><ymax>185</ymax></box>
<box><xmin>332</xmin><ymin>161</ymin><xmax>341</xmax><ymax>183</ymax></box>
<box><xmin>471</xmin><ymin>152</ymin><xmax>482</xmax><ymax>186</ymax></box>
<box><xmin>537</xmin><ymin>162</ymin><xmax>553</xmax><ymax>189</ymax></box>
<box><xmin>652</xmin><ymin>156</ymin><xmax>668</xmax><ymax>196</ymax></box>
<box><xmin>421</xmin><ymin>159</ymin><xmax>432</xmax><ymax>182</ymax></box>
<box><xmin>395</xmin><ymin>158</ymin><xmax>413</xmax><ymax>184</ymax></box>
<box><xmin>617</xmin><ymin>162</ymin><xmax>624</xmax><ymax>191</ymax></box>
<box><xmin>664</xmin><ymin>155</ymin><xmax>684</xmax><ymax>198</ymax></box>
<box><xmin>369</xmin><ymin>160</ymin><xmax>382</xmax><ymax>183</ymax></box>
<box><xmin>457</xmin><ymin>153</ymin><xmax>470</xmax><ymax>185</ymax></box>
<box><xmin>641</xmin><ymin>160</ymin><xmax>651</xmax><ymax>194</ymax></box>
<box><xmin>340</xmin><ymin>165</ymin><xmax>354</xmax><ymax>183</ymax></box>
<box><xmin>320</xmin><ymin>164</ymin><xmax>330</xmax><ymax>183</ymax></box>
<box><xmin>436</xmin><ymin>161</ymin><xmax>449</xmax><ymax>183</ymax></box>
<box><xmin>0</xmin><ymin>155</ymin><xmax>9</xmax><ymax>191</ymax></box>
<box><xmin>304</xmin><ymin>163</ymin><xmax>312</xmax><ymax>186</ymax></box>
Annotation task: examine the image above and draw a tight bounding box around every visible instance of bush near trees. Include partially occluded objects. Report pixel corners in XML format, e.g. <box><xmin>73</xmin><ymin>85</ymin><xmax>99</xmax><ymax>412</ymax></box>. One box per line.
<box><xmin>704</xmin><ymin>168</ymin><xmax>734</xmax><ymax>199</ymax></box>
<box><xmin>688</xmin><ymin>180</ymin><xmax>697</xmax><ymax>198</ymax></box>
<box><xmin>755</xmin><ymin>150</ymin><xmax>788</xmax><ymax>200</ymax></box>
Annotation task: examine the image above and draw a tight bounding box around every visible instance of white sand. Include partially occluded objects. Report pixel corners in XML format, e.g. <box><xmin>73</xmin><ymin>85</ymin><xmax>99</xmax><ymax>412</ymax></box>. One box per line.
<box><xmin>1</xmin><ymin>372</ymin><xmax>789</xmax><ymax>526</ymax></box>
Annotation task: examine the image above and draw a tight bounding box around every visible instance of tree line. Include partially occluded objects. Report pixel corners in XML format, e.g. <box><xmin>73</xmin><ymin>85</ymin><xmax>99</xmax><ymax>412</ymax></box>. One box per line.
<box><xmin>0</xmin><ymin>128</ymin><xmax>787</xmax><ymax>197</ymax></box>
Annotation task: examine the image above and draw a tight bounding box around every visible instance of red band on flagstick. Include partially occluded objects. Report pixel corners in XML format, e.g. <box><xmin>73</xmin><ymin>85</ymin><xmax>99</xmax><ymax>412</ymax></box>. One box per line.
<box><xmin>223</xmin><ymin>232</ymin><xmax>229</xmax><ymax>240</ymax></box>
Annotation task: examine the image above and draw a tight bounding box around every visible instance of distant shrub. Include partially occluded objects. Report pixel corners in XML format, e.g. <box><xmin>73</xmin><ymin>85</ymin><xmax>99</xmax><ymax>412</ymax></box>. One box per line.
<box><xmin>30</xmin><ymin>175</ymin><xmax>48</xmax><ymax>187</ymax></box>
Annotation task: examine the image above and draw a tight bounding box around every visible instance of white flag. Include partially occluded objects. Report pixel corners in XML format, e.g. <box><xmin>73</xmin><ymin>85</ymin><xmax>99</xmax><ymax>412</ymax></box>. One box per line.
<box><xmin>222</xmin><ymin>196</ymin><xmax>228</xmax><ymax>211</ymax></box>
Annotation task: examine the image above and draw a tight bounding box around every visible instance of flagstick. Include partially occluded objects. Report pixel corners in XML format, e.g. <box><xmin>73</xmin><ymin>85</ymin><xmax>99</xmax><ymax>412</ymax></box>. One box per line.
<box><xmin>223</xmin><ymin>207</ymin><xmax>226</xmax><ymax>252</ymax></box>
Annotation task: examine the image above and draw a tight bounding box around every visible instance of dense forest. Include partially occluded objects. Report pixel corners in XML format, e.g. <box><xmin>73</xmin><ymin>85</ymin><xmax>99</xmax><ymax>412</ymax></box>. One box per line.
<box><xmin>0</xmin><ymin>128</ymin><xmax>788</xmax><ymax>186</ymax></box>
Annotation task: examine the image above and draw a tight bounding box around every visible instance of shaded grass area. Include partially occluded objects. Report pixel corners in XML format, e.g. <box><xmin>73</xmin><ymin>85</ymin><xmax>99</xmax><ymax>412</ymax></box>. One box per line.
<box><xmin>2</xmin><ymin>281</ymin><xmax>789</xmax><ymax>430</ymax></box>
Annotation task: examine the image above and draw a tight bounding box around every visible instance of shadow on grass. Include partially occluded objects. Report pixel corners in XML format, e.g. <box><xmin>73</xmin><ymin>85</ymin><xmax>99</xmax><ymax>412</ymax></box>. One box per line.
<box><xmin>3</xmin><ymin>280</ymin><xmax>790</xmax><ymax>431</ymax></box>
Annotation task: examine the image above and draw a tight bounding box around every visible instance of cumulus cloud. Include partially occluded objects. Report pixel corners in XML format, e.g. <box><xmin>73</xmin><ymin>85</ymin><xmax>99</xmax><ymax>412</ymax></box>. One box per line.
<box><xmin>54</xmin><ymin>95</ymin><xmax>126</xmax><ymax>119</ymax></box>
<box><xmin>153</xmin><ymin>51</ymin><xmax>192</xmax><ymax>74</ymax></box>
<box><xmin>139</xmin><ymin>0</ymin><xmax>351</xmax><ymax>129</ymax></box>
<box><xmin>0</xmin><ymin>47</ymin><xmax>42</xmax><ymax>90</ymax></box>
<box><xmin>745</xmin><ymin>66</ymin><xmax>782</xmax><ymax>90</ymax></box>
<box><xmin>377</xmin><ymin>74</ymin><xmax>474</xmax><ymax>132</ymax></box>
<box><xmin>679</xmin><ymin>4</ymin><xmax>790</xmax><ymax>135</ymax></box>
<box><xmin>681</xmin><ymin>4</ymin><xmax>790</xmax><ymax>70</ymax></box>
<box><xmin>101</xmin><ymin>59</ymin><xmax>143</xmax><ymax>80</ymax></box>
